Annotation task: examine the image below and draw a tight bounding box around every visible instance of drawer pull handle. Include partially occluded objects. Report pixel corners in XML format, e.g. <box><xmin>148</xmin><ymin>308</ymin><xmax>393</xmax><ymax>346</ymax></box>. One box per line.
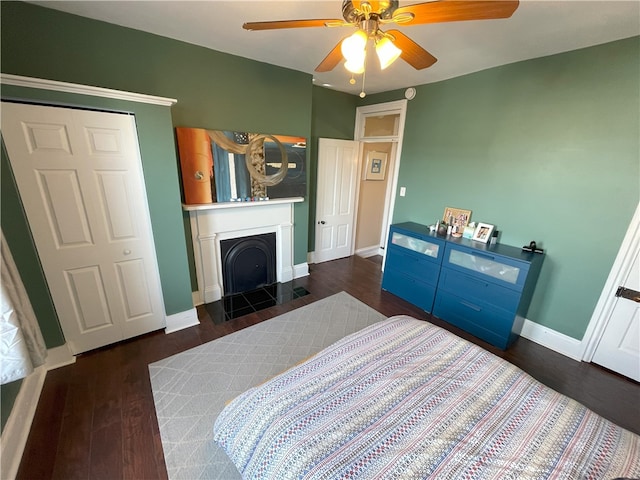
<box><xmin>466</xmin><ymin>277</ymin><xmax>489</xmax><ymax>288</ymax></box>
<box><xmin>473</xmin><ymin>252</ymin><xmax>495</xmax><ymax>261</ymax></box>
<box><xmin>460</xmin><ymin>300</ymin><xmax>482</xmax><ymax>312</ymax></box>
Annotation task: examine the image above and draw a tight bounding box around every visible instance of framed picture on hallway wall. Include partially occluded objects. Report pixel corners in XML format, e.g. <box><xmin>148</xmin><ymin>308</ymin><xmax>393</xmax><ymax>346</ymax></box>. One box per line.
<box><xmin>365</xmin><ymin>151</ymin><xmax>388</xmax><ymax>181</ymax></box>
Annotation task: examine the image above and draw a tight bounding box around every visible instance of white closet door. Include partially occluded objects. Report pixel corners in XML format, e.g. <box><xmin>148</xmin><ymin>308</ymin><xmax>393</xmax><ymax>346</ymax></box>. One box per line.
<box><xmin>2</xmin><ymin>102</ymin><xmax>165</xmax><ymax>354</ymax></box>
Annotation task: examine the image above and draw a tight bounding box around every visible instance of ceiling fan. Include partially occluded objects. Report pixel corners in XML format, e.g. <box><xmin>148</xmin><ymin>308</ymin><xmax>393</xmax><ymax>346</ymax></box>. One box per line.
<box><xmin>243</xmin><ymin>0</ymin><xmax>520</xmax><ymax>84</ymax></box>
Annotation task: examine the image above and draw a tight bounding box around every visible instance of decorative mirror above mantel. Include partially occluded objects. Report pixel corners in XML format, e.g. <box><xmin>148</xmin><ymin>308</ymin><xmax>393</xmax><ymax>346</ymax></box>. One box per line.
<box><xmin>176</xmin><ymin>127</ymin><xmax>307</xmax><ymax>205</ymax></box>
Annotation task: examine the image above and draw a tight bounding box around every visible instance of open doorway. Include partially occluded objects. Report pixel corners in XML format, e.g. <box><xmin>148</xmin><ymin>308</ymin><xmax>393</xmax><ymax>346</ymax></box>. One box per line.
<box><xmin>353</xmin><ymin>100</ymin><xmax>408</xmax><ymax>261</ymax></box>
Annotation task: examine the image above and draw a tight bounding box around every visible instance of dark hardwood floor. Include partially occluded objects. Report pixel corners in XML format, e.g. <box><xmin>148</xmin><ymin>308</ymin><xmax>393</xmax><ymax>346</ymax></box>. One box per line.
<box><xmin>17</xmin><ymin>255</ymin><xmax>640</xmax><ymax>479</ymax></box>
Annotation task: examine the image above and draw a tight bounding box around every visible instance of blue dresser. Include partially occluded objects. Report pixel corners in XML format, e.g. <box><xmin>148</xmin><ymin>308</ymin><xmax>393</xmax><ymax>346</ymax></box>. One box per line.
<box><xmin>381</xmin><ymin>223</ymin><xmax>445</xmax><ymax>313</ymax></box>
<box><xmin>382</xmin><ymin>222</ymin><xmax>544</xmax><ymax>349</ymax></box>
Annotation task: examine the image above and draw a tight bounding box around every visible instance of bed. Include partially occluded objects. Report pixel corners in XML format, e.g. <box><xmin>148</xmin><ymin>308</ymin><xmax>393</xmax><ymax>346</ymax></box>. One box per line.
<box><xmin>214</xmin><ymin>315</ymin><xmax>640</xmax><ymax>479</ymax></box>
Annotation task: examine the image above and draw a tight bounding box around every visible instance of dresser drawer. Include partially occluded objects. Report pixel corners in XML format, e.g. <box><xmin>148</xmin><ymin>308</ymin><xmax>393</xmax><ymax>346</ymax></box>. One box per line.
<box><xmin>432</xmin><ymin>290</ymin><xmax>517</xmax><ymax>349</ymax></box>
<box><xmin>387</xmin><ymin>228</ymin><xmax>444</xmax><ymax>264</ymax></box>
<box><xmin>443</xmin><ymin>244</ymin><xmax>529</xmax><ymax>291</ymax></box>
<box><xmin>382</xmin><ymin>269</ymin><xmax>437</xmax><ymax>313</ymax></box>
<box><xmin>437</xmin><ymin>267</ymin><xmax>520</xmax><ymax>313</ymax></box>
<box><xmin>385</xmin><ymin>248</ymin><xmax>441</xmax><ymax>285</ymax></box>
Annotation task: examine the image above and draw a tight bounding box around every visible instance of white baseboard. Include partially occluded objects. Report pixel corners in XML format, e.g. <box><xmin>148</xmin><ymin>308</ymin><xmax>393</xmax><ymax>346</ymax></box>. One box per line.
<box><xmin>355</xmin><ymin>246</ymin><xmax>381</xmax><ymax>258</ymax></box>
<box><xmin>520</xmin><ymin>319</ymin><xmax>583</xmax><ymax>361</ymax></box>
<box><xmin>293</xmin><ymin>262</ymin><xmax>309</xmax><ymax>278</ymax></box>
<box><xmin>192</xmin><ymin>290</ymin><xmax>203</xmax><ymax>307</ymax></box>
<box><xmin>45</xmin><ymin>344</ymin><xmax>75</xmax><ymax>370</ymax></box>
<box><xmin>1</xmin><ymin>342</ymin><xmax>75</xmax><ymax>480</ymax></box>
<box><xmin>0</xmin><ymin>366</ymin><xmax>47</xmax><ymax>480</ymax></box>
<box><xmin>164</xmin><ymin>308</ymin><xmax>199</xmax><ymax>334</ymax></box>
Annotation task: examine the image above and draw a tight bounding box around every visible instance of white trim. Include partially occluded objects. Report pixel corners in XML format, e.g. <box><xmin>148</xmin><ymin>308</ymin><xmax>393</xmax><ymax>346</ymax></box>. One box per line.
<box><xmin>293</xmin><ymin>262</ymin><xmax>309</xmax><ymax>279</ymax></box>
<box><xmin>164</xmin><ymin>308</ymin><xmax>199</xmax><ymax>334</ymax></box>
<box><xmin>1</xmin><ymin>73</ymin><xmax>177</xmax><ymax>106</ymax></box>
<box><xmin>0</xmin><ymin>366</ymin><xmax>47</xmax><ymax>480</ymax></box>
<box><xmin>307</xmin><ymin>251</ymin><xmax>316</xmax><ymax>265</ymax></box>
<box><xmin>192</xmin><ymin>290</ymin><xmax>204</xmax><ymax>307</ymax></box>
<box><xmin>45</xmin><ymin>344</ymin><xmax>76</xmax><ymax>370</ymax></box>
<box><xmin>0</xmin><ymin>343</ymin><xmax>76</xmax><ymax>480</ymax></box>
<box><xmin>182</xmin><ymin>197</ymin><xmax>303</xmax><ymax>211</ymax></box>
<box><xmin>354</xmin><ymin>100</ymin><xmax>408</xmax><ymax>272</ymax></box>
<box><xmin>355</xmin><ymin>246</ymin><xmax>382</xmax><ymax>258</ymax></box>
<box><xmin>520</xmin><ymin>319</ymin><xmax>583</xmax><ymax>361</ymax></box>
<box><xmin>581</xmin><ymin>202</ymin><xmax>640</xmax><ymax>361</ymax></box>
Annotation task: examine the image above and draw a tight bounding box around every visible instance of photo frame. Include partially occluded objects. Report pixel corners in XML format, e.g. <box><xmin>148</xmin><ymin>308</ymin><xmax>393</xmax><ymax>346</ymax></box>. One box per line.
<box><xmin>442</xmin><ymin>207</ymin><xmax>472</xmax><ymax>229</ymax></box>
<box><xmin>472</xmin><ymin>222</ymin><xmax>495</xmax><ymax>243</ymax></box>
<box><xmin>364</xmin><ymin>151</ymin><xmax>388</xmax><ymax>181</ymax></box>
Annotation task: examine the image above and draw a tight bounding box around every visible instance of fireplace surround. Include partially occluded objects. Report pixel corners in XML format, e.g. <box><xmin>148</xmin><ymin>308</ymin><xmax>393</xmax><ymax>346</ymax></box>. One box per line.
<box><xmin>184</xmin><ymin>198</ymin><xmax>304</xmax><ymax>303</ymax></box>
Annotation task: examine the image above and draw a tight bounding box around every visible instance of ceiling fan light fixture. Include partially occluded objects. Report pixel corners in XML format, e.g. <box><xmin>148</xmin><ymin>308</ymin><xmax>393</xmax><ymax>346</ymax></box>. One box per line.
<box><xmin>341</xmin><ymin>29</ymin><xmax>368</xmax><ymax>59</ymax></box>
<box><xmin>375</xmin><ymin>36</ymin><xmax>402</xmax><ymax>70</ymax></box>
<box><xmin>344</xmin><ymin>55</ymin><xmax>365</xmax><ymax>74</ymax></box>
<box><xmin>341</xmin><ymin>29</ymin><xmax>368</xmax><ymax>73</ymax></box>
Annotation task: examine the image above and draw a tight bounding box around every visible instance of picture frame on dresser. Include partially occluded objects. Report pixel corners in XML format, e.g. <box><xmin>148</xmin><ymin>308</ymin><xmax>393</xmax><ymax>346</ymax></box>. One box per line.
<box><xmin>442</xmin><ymin>207</ymin><xmax>472</xmax><ymax>229</ymax></box>
<box><xmin>472</xmin><ymin>222</ymin><xmax>494</xmax><ymax>243</ymax></box>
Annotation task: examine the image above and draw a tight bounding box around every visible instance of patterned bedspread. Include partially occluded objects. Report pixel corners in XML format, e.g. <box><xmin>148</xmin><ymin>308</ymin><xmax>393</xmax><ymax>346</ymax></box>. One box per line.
<box><xmin>214</xmin><ymin>316</ymin><xmax>640</xmax><ymax>479</ymax></box>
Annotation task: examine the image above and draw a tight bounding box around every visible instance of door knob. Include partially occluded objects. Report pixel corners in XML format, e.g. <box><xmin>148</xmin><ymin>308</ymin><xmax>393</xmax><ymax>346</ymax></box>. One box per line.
<box><xmin>318</xmin><ymin>220</ymin><xmax>326</xmax><ymax>225</ymax></box>
<box><xmin>123</xmin><ymin>249</ymin><xmax>131</xmax><ymax>255</ymax></box>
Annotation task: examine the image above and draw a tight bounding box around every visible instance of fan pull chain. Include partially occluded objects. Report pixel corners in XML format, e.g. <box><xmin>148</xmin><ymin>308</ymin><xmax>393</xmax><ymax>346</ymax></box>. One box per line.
<box><xmin>359</xmin><ymin>58</ymin><xmax>367</xmax><ymax>98</ymax></box>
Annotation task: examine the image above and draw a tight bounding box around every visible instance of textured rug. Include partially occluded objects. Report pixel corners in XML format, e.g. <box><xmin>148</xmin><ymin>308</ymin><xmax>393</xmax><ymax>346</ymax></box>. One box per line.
<box><xmin>149</xmin><ymin>291</ymin><xmax>387</xmax><ymax>479</ymax></box>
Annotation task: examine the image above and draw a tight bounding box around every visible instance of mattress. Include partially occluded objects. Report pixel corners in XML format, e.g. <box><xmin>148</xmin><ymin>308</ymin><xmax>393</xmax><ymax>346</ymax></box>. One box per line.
<box><xmin>214</xmin><ymin>315</ymin><xmax>640</xmax><ymax>479</ymax></box>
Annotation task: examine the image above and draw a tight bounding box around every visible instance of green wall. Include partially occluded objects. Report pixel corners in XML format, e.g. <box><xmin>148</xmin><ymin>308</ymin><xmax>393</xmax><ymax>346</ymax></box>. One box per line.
<box><xmin>1</xmin><ymin>1</ymin><xmax>312</xmax><ymax>265</ymax></box>
<box><xmin>366</xmin><ymin>37</ymin><xmax>640</xmax><ymax>340</ymax></box>
<box><xmin>0</xmin><ymin>0</ymin><xmax>316</xmax><ymax>427</ymax></box>
<box><xmin>2</xmin><ymin>0</ymin><xmax>638</xmax><ymax>430</ymax></box>
<box><xmin>1</xmin><ymin>1</ymin><xmax>315</xmax><ymax>314</ymax></box>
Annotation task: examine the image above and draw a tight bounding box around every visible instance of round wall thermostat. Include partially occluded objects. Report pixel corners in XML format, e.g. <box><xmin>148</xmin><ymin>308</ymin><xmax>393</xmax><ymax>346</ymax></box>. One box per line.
<box><xmin>404</xmin><ymin>87</ymin><xmax>416</xmax><ymax>100</ymax></box>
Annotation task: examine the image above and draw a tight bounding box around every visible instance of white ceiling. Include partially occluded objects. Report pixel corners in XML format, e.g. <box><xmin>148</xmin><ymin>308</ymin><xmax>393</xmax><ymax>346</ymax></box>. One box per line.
<box><xmin>30</xmin><ymin>1</ymin><xmax>640</xmax><ymax>96</ymax></box>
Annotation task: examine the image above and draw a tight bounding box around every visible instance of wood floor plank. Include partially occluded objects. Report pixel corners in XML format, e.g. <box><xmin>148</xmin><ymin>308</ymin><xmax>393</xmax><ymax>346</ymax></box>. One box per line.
<box><xmin>89</xmin><ymin>421</ymin><xmax>123</xmax><ymax>480</ymax></box>
<box><xmin>16</xmin><ymin>255</ymin><xmax>640</xmax><ymax>479</ymax></box>
<box><xmin>16</xmin><ymin>369</ymin><xmax>68</xmax><ymax>480</ymax></box>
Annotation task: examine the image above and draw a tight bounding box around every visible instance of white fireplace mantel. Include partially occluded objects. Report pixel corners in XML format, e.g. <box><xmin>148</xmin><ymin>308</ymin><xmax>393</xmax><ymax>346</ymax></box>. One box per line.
<box><xmin>186</xmin><ymin>198</ymin><xmax>304</xmax><ymax>304</ymax></box>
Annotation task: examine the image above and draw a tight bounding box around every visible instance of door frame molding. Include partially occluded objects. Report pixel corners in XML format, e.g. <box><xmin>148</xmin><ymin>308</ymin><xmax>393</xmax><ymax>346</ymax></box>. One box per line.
<box><xmin>581</xmin><ymin>202</ymin><xmax>640</xmax><ymax>361</ymax></box>
<box><xmin>354</xmin><ymin>99</ymin><xmax>408</xmax><ymax>263</ymax></box>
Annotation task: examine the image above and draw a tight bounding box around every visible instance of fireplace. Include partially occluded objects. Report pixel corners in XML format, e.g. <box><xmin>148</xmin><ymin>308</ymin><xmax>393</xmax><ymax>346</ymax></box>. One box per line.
<box><xmin>220</xmin><ymin>233</ymin><xmax>276</xmax><ymax>295</ymax></box>
<box><xmin>185</xmin><ymin>198</ymin><xmax>305</xmax><ymax>303</ymax></box>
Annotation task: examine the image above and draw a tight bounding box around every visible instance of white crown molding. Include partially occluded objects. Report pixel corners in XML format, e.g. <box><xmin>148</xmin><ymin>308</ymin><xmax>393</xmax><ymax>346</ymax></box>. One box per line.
<box><xmin>1</xmin><ymin>73</ymin><xmax>177</xmax><ymax>106</ymax></box>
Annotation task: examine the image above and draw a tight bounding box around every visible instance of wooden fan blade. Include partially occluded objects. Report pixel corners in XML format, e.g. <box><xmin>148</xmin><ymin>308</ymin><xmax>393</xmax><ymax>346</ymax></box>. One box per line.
<box><xmin>243</xmin><ymin>19</ymin><xmax>344</xmax><ymax>31</ymax></box>
<box><xmin>395</xmin><ymin>0</ymin><xmax>519</xmax><ymax>25</ymax></box>
<box><xmin>386</xmin><ymin>30</ymin><xmax>437</xmax><ymax>70</ymax></box>
<box><xmin>315</xmin><ymin>41</ymin><xmax>344</xmax><ymax>72</ymax></box>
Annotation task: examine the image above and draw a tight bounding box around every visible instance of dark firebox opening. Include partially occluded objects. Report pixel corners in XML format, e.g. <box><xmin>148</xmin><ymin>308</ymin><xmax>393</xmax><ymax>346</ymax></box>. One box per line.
<box><xmin>220</xmin><ymin>232</ymin><xmax>276</xmax><ymax>295</ymax></box>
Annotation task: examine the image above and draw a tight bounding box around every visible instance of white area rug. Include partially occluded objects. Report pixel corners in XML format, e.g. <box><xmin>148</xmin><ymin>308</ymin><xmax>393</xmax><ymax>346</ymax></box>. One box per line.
<box><xmin>149</xmin><ymin>292</ymin><xmax>386</xmax><ymax>479</ymax></box>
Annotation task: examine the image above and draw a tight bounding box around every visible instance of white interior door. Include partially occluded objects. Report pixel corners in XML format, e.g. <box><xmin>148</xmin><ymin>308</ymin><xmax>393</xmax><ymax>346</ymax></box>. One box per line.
<box><xmin>2</xmin><ymin>102</ymin><xmax>165</xmax><ymax>354</ymax></box>
<box><xmin>592</xmin><ymin>247</ymin><xmax>640</xmax><ymax>381</ymax></box>
<box><xmin>314</xmin><ymin>138</ymin><xmax>359</xmax><ymax>263</ymax></box>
